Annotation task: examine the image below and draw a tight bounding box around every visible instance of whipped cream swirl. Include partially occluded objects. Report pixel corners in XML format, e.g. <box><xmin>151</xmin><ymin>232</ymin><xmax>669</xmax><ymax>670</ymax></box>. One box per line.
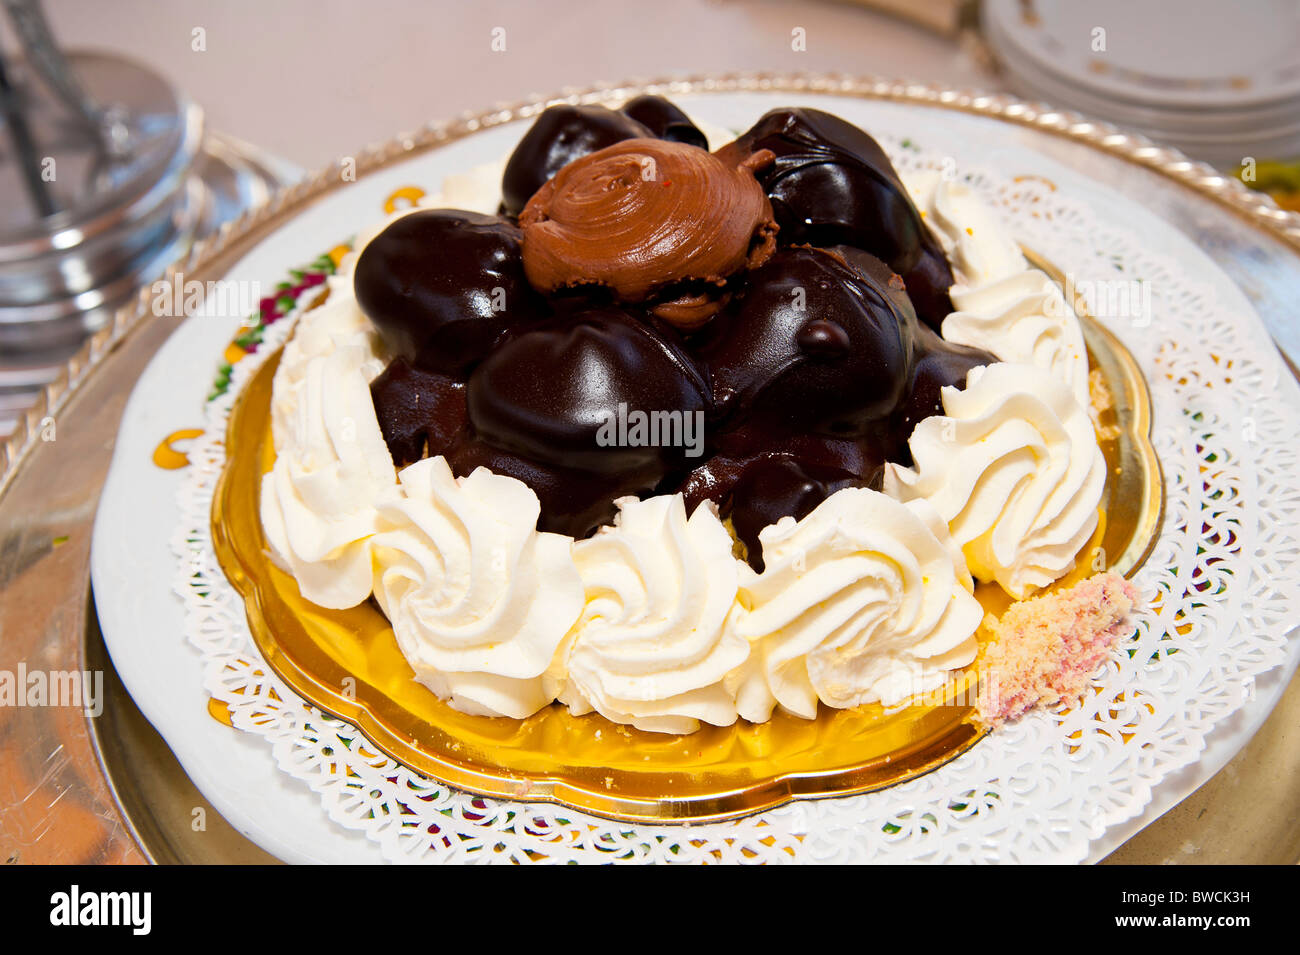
<box><xmin>260</xmin><ymin>152</ymin><xmax>1103</xmax><ymax>732</ymax></box>
<box><xmin>370</xmin><ymin>457</ymin><xmax>585</xmax><ymax>719</ymax></box>
<box><xmin>547</xmin><ymin>495</ymin><xmax>747</xmax><ymax>734</ymax></box>
<box><xmin>727</xmin><ymin>488</ymin><xmax>982</xmax><ymax>722</ymax></box>
<box><xmin>884</xmin><ymin>362</ymin><xmax>1106</xmax><ymax>598</ymax></box>
<box><xmin>906</xmin><ymin>170</ymin><xmax>1090</xmax><ymax>407</ymax></box>
<box><xmin>260</xmin><ymin>292</ymin><xmax>395</xmax><ymax>609</ymax></box>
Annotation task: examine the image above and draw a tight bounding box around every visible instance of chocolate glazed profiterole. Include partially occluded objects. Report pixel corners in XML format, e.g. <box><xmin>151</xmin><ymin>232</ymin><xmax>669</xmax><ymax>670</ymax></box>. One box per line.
<box><xmin>459</xmin><ymin>306</ymin><xmax>712</xmax><ymax>538</ymax></box>
<box><xmin>354</xmin><ymin>209</ymin><xmax>545</xmax><ymax>374</ymax></box>
<box><xmin>359</xmin><ymin>97</ymin><xmax>993</xmax><ymax>568</ymax></box>
<box><xmin>715</xmin><ymin>107</ymin><xmax>957</xmax><ymax>330</ymax></box>
<box><xmin>499</xmin><ymin>97</ymin><xmax>709</xmax><ymax>217</ymax></box>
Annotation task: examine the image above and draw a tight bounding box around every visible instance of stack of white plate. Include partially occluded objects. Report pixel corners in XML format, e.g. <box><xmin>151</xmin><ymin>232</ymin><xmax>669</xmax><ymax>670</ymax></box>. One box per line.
<box><xmin>983</xmin><ymin>0</ymin><xmax>1300</xmax><ymax>167</ymax></box>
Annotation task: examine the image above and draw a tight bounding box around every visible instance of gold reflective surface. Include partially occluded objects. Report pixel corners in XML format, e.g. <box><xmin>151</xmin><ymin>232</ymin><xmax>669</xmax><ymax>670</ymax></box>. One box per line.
<box><xmin>211</xmin><ymin>256</ymin><xmax>1162</xmax><ymax>823</ymax></box>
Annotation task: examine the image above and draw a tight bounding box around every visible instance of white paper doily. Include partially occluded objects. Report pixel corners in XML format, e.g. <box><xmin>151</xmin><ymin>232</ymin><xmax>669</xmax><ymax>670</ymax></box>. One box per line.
<box><xmin>171</xmin><ymin>140</ymin><xmax>1300</xmax><ymax>864</ymax></box>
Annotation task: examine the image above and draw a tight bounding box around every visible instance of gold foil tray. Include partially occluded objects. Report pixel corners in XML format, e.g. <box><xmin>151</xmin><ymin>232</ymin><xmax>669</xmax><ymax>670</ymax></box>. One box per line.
<box><xmin>212</xmin><ymin>262</ymin><xmax>1162</xmax><ymax>824</ymax></box>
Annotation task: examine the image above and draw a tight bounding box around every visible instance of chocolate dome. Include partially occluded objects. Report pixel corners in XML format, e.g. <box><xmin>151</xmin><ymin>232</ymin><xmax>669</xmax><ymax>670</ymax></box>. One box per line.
<box><xmin>501</xmin><ymin>105</ymin><xmax>652</xmax><ymax>217</ymax></box>
<box><xmin>466</xmin><ymin>305</ymin><xmax>710</xmax><ymax>473</ymax></box>
<box><xmin>354</xmin><ymin>209</ymin><xmax>543</xmax><ymax>376</ymax></box>
<box><xmin>620</xmin><ymin>94</ymin><xmax>709</xmax><ymax>150</ymax></box>
<box><xmin>715</xmin><ymin>108</ymin><xmax>956</xmax><ymax>328</ymax></box>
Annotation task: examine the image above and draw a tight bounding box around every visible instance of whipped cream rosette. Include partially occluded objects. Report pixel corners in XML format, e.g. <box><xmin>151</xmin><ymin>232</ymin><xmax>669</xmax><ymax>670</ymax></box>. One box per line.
<box><xmin>547</xmin><ymin>495</ymin><xmax>747</xmax><ymax>735</ymax></box>
<box><xmin>728</xmin><ymin>488</ymin><xmax>982</xmax><ymax>722</ymax></box>
<box><xmin>428</xmin><ymin>158</ymin><xmax>510</xmax><ymax>216</ymax></box>
<box><xmin>884</xmin><ymin>362</ymin><xmax>1106</xmax><ymax>598</ymax></box>
<box><xmin>907</xmin><ymin>170</ymin><xmax>1089</xmax><ymax>407</ymax></box>
<box><xmin>370</xmin><ymin>456</ymin><xmax>585</xmax><ymax>719</ymax></box>
<box><xmin>260</xmin><ymin>292</ymin><xmax>396</xmax><ymax>609</ymax></box>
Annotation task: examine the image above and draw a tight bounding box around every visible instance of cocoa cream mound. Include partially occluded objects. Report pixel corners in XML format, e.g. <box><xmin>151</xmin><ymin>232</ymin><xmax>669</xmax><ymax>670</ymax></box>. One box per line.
<box><xmin>519</xmin><ymin>138</ymin><xmax>778</xmax><ymax>328</ymax></box>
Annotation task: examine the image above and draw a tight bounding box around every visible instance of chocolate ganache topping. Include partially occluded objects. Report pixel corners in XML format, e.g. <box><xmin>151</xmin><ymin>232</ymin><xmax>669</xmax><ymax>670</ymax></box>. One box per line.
<box><xmin>620</xmin><ymin>94</ymin><xmax>709</xmax><ymax>149</ymax></box>
<box><xmin>697</xmin><ymin>245</ymin><xmax>916</xmax><ymax>436</ymax></box>
<box><xmin>361</xmin><ymin>97</ymin><xmax>994</xmax><ymax>568</ymax></box>
<box><xmin>354</xmin><ymin>209</ymin><xmax>544</xmax><ymax>375</ymax></box>
<box><xmin>518</xmin><ymin>138</ymin><xmax>779</xmax><ymax>329</ymax></box>
<box><xmin>501</xmin><ymin>105</ymin><xmax>653</xmax><ymax>218</ymax></box>
<box><xmin>716</xmin><ymin>108</ymin><xmax>956</xmax><ymax>329</ymax></box>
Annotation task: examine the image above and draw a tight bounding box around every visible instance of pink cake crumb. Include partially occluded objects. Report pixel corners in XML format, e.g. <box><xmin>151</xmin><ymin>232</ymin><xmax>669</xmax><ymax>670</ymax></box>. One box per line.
<box><xmin>978</xmin><ymin>572</ymin><xmax>1140</xmax><ymax>726</ymax></box>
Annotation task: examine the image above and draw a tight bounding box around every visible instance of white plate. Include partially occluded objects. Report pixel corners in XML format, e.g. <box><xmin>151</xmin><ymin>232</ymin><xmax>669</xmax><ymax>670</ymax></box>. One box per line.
<box><xmin>985</xmin><ymin>0</ymin><xmax>1300</xmax><ymax>110</ymax></box>
<box><xmin>92</xmin><ymin>90</ymin><xmax>1300</xmax><ymax>864</ymax></box>
<box><xmin>984</xmin><ymin>0</ymin><xmax>1300</xmax><ymax>163</ymax></box>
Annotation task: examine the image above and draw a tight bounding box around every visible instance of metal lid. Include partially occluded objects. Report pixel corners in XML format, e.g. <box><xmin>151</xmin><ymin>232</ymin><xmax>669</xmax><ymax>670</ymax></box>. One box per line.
<box><xmin>0</xmin><ymin>51</ymin><xmax>204</xmax><ymax>342</ymax></box>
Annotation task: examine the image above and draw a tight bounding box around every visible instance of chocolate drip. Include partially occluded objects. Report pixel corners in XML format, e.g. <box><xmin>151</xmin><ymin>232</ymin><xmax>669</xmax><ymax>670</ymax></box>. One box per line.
<box><xmin>891</xmin><ymin>324</ymin><xmax>997</xmax><ymax>459</ymax></box>
<box><xmin>728</xmin><ymin>458</ymin><xmax>865</xmax><ymax>571</ymax></box>
<box><xmin>445</xmin><ymin>441</ymin><xmax>646</xmax><ymax>540</ymax></box>
<box><xmin>369</xmin><ymin>358</ymin><xmax>468</xmax><ymax>468</ymax></box>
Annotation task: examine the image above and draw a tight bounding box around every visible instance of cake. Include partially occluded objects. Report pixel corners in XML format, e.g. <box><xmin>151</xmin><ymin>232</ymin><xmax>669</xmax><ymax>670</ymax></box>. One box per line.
<box><xmin>976</xmin><ymin>572</ymin><xmax>1139</xmax><ymax>725</ymax></box>
<box><xmin>258</xmin><ymin>96</ymin><xmax>1135</xmax><ymax>734</ymax></box>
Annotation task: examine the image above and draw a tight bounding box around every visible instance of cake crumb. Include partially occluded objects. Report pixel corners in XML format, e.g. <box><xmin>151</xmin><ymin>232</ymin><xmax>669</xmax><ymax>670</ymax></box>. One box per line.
<box><xmin>978</xmin><ymin>572</ymin><xmax>1139</xmax><ymax>725</ymax></box>
<box><xmin>1087</xmin><ymin>368</ymin><xmax>1122</xmax><ymax>440</ymax></box>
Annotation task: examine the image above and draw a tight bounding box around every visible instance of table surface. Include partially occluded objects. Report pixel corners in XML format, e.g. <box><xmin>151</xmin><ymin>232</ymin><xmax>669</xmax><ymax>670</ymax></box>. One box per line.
<box><xmin>32</xmin><ymin>0</ymin><xmax>992</xmax><ymax>170</ymax></box>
